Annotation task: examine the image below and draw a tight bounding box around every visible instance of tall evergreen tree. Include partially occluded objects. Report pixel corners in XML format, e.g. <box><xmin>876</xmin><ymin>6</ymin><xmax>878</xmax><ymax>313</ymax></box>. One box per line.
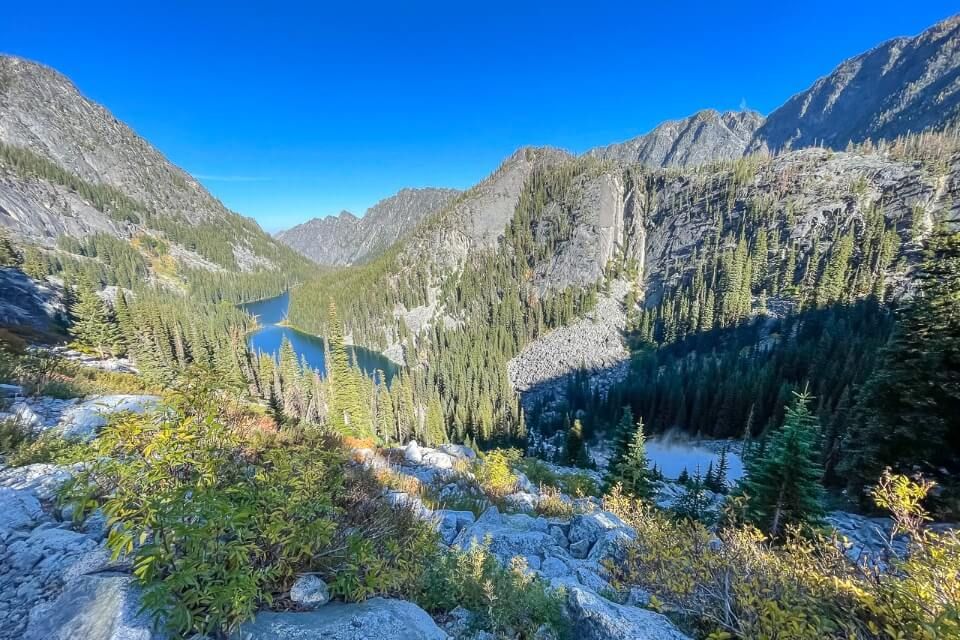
<box><xmin>842</xmin><ymin>232</ymin><xmax>960</xmax><ymax>495</ymax></box>
<box><xmin>606</xmin><ymin>418</ymin><xmax>655</xmax><ymax>499</ymax></box>
<box><xmin>69</xmin><ymin>277</ymin><xmax>121</xmax><ymax>358</ymax></box>
<box><xmin>741</xmin><ymin>390</ymin><xmax>825</xmax><ymax>538</ymax></box>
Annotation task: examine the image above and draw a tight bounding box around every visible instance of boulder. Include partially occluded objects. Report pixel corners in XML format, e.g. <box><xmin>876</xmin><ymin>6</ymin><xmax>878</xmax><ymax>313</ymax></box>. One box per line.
<box><xmin>233</xmin><ymin>598</ymin><xmax>448</xmax><ymax>639</ymax></box>
<box><xmin>289</xmin><ymin>575</ymin><xmax>330</xmax><ymax>609</ymax></box>
<box><xmin>0</xmin><ymin>463</ymin><xmax>76</xmax><ymax>500</ymax></box>
<box><xmin>24</xmin><ymin>574</ymin><xmax>164</xmax><ymax>640</ymax></box>
<box><xmin>55</xmin><ymin>395</ymin><xmax>158</xmax><ymax>441</ymax></box>
<box><xmin>540</xmin><ymin>556</ymin><xmax>570</xmax><ymax>578</ymax></box>
<box><xmin>438</xmin><ymin>443</ymin><xmax>476</xmax><ymax>460</ymax></box>
<box><xmin>404</xmin><ymin>441</ymin><xmax>423</xmax><ymax>464</ymax></box>
<box><xmin>453</xmin><ymin>507</ymin><xmax>554</xmax><ymax>564</ymax></box>
<box><xmin>566</xmin><ymin>588</ymin><xmax>690</xmax><ymax>640</ymax></box>
<box><xmin>569</xmin><ymin>539</ymin><xmax>591</xmax><ymax>559</ymax></box>
<box><xmin>568</xmin><ymin>512</ymin><xmax>632</xmax><ymax>548</ymax></box>
<box><xmin>0</xmin><ymin>383</ymin><xmax>23</xmax><ymax>397</ymax></box>
<box><xmin>435</xmin><ymin>509</ymin><xmax>476</xmax><ymax>545</ymax></box>
<box><xmin>504</xmin><ymin>491</ymin><xmax>538</xmax><ymax>513</ymax></box>
<box><xmin>421</xmin><ymin>450</ymin><xmax>455</xmax><ymax>470</ymax></box>
<box><xmin>0</xmin><ymin>486</ymin><xmax>44</xmax><ymax>533</ymax></box>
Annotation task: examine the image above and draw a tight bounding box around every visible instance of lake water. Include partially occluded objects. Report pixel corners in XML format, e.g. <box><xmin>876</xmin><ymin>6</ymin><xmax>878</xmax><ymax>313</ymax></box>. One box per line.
<box><xmin>646</xmin><ymin>438</ymin><xmax>744</xmax><ymax>483</ymax></box>
<box><xmin>240</xmin><ymin>291</ymin><xmax>399</xmax><ymax>381</ymax></box>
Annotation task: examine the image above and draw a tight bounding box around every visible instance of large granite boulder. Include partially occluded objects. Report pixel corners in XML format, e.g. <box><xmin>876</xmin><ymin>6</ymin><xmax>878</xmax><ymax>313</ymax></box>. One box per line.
<box><xmin>566</xmin><ymin>588</ymin><xmax>690</xmax><ymax>640</ymax></box>
<box><xmin>24</xmin><ymin>574</ymin><xmax>164</xmax><ymax>640</ymax></box>
<box><xmin>233</xmin><ymin>598</ymin><xmax>448</xmax><ymax>639</ymax></box>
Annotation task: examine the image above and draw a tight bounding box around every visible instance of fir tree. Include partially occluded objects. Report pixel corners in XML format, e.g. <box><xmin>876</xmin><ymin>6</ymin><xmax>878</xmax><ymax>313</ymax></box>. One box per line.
<box><xmin>843</xmin><ymin>231</ymin><xmax>960</xmax><ymax>495</ymax></box>
<box><xmin>69</xmin><ymin>277</ymin><xmax>121</xmax><ymax>358</ymax></box>
<box><xmin>565</xmin><ymin>418</ymin><xmax>590</xmax><ymax>467</ymax></box>
<box><xmin>741</xmin><ymin>390</ymin><xmax>825</xmax><ymax>538</ymax></box>
<box><xmin>606</xmin><ymin>418</ymin><xmax>655</xmax><ymax>499</ymax></box>
<box><xmin>0</xmin><ymin>228</ymin><xmax>18</xmax><ymax>267</ymax></box>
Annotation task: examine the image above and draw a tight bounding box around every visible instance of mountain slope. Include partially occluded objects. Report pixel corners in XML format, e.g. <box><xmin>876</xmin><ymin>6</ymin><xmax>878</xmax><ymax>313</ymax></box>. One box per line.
<box><xmin>751</xmin><ymin>15</ymin><xmax>960</xmax><ymax>152</ymax></box>
<box><xmin>588</xmin><ymin>109</ymin><xmax>764</xmax><ymax>167</ymax></box>
<box><xmin>277</xmin><ymin>187</ymin><xmax>460</xmax><ymax>265</ymax></box>
<box><xmin>0</xmin><ymin>55</ymin><xmax>311</xmax><ymax>280</ymax></box>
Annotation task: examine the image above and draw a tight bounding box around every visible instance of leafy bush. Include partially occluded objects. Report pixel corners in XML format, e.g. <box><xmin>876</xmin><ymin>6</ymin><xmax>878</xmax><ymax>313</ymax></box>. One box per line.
<box><xmin>603</xmin><ymin>474</ymin><xmax>960</xmax><ymax>640</ymax></box>
<box><xmin>62</xmin><ymin>385</ymin><xmax>435</xmax><ymax>639</ymax></box>
<box><xmin>415</xmin><ymin>542</ymin><xmax>568</xmax><ymax>639</ymax></box>
<box><xmin>514</xmin><ymin>456</ymin><xmax>599</xmax><ymax>497</ymax></box>
<box><xmin>536</xmin><ymin>485</ymin><xmax>574</xmax><ymax>518</ymax></box>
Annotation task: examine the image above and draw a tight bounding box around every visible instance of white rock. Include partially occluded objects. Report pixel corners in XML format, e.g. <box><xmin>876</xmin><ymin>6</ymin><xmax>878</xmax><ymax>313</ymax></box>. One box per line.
<box><xmin>404</xmin><ymin>440</ymin><xmax>423</xmax><ymax>464</ymax></box>
<box><xmin>232</xmin><ymin>598</ymin><xmax>448</xmax><ymax>639</ymax></box>
<box><xmin>0</xmin><ymin>486</ymin><xmax>44</xmax><ymax>532</ymax></box>
<box><xmin>421</xmin><ymin>450</ymin><xmax>454</xmax><ymax>470</ymax></box>
<box><xmin>438</xmin><ymin>443</ymin><xmax>476</xmax><ymax>460</ymax></box>
<box><xmin>289</xmin><ymin>575</ymin><xmax>330</xmax><ymax>609</ymax></box>
<box><xmin>566</xmin><ymin>587</ymin><xmax>691</xmax><ymax>640</ymax></box>
<box><xmin>55</xmin><ymin>395</ymin><xmax>158</xmax><ymax>441</ymax></box>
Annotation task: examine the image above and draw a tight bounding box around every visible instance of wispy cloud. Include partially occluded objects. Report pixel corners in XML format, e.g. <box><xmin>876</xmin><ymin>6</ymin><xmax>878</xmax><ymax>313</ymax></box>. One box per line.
<box><xmin>194</xmin><ymin>174</ymin><xmax>273</xmax><ymax>183</ymax></box>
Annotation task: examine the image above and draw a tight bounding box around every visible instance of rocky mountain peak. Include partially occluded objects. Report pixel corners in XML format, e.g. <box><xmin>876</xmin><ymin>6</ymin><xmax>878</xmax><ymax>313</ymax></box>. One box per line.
<box><xmin>587</xmin><ymin>108</ymin><xmax>764</xmax><ymax>168</ymax></box>
<box><xmin>750</xmin><ymin>14</ymin><xmax>960</xmax><ymax>152</ymax></box>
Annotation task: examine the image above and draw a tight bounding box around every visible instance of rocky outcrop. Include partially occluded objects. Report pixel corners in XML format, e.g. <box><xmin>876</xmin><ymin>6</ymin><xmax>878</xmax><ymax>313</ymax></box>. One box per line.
<box><xmin>277</xmin><ymin>188</ymin><xmax>460</xmax><ymax>266</ymax></box>
<box><xmin>566</xmin><ymin>588</ymin><xmax>691</xmax><ymax>640</ymax></box>
<box><xmin>0</xmin><ymin>268</ymin><xmax>65</xmax><ymax>334</ymax></box>
<box><xmin>1</xmin><ymin>394</ymin><xmax>159</xmax><ymax>441</ymax></box>
<box><xmin>232</xmin><ymin>598</ymin><xmax>449</xmax><ymax>640</ymax></box>
<box><xmin>589</xmin><ymin>109</ymin><xmax>764</xmax><ymax>168</ymax></box>
<box><xmin>752</xmin><ymin>15</ymin><xmax>960</xmax><ymax>153</ymax></box>
<box><xmin>24</xmin><ymin>575</ymin><xmax>161</xmax><ymax>640</ymax></box>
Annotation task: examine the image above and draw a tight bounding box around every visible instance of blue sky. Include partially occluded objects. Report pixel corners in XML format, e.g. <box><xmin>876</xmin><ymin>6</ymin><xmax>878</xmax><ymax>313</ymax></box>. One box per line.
<box><xmin>2</xmin><ymin>2</ymin><xmax>956</xmax><ymax>232</ymax></box>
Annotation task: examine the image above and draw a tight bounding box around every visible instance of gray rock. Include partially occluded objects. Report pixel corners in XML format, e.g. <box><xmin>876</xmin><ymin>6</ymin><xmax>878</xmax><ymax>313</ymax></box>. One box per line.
<box><xmin>504</xmin><ymin>491</ymin><xmax>538</xmax><ymax>513</ymax></box>
<box><xmin>233</xmin><ymin>598</ymin><xmax>448</xmax><ymax>640</ymax></box>
<box><xmin>0</xmin><ymin>486</ymin><xmax>44</xmax><ymax>532</ymax></box>
<box><xmin>435</xmin><ymin>510</ymin><xmax>476</xmax><ymax>546</ymax></box>
<box><xmin>0</xmin><ymin>463</ymin><xmax>76</xmax><ymax>501</ymax></box>
<box><xmin>438</xmin><ymin>444</ymin><xmax>476</xmax><ymax>460</ymax></box>
<box><xmin>54</xmin><ymin>395</ymin><xmax>158</xmax><ymax>441</ymax></box>
<box><xmin>0</xmin><ymin>383</ymin><xmax>23</xmax><ymax>397</ymax></box>
<box><xmin>566</xmin><ymin>588</ymin><xmax>690</xmax><ymax>640</ymax></box>
<box><xmin>539</xmin><ymin>556</ymin><xmax>570</xmax><ymax>578</ymax></box>
<box><xmin>289</xmin><ymin>575</ymin><xmax>330</xmax><ymax>609</ymax></box>
<box><xmin>24</xmin><ymin>574</ymin><xmax>164</xmax><ymax>640</ymax></box>
<box><xmin>569</xmin><ymin>539</ymin><xmax>591</xmax><ymax>560</ymax></box>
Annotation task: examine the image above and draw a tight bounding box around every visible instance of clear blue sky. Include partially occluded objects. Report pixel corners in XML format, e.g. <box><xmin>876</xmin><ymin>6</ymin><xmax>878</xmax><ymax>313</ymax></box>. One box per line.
<box><xmin>2</xmin><ymin>2</ymin><xmax>956</xmax><ymax>232</ymax></box>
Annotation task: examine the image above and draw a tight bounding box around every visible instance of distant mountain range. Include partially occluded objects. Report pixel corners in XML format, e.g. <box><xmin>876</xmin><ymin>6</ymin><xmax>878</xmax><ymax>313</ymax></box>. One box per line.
<box><xmin>1</xmin><ymin>15</ymin><xmax>958</xmax><ymax>280</ymax></box>
<box><xmin>275</xmin><ymin>188</ymin><xmax>459</xmax><ymax>266</ymax></box>
<box><xmin>273</xmin><ymin>15</ymin><xmax>960</xmax><ymax>266</ymax></box>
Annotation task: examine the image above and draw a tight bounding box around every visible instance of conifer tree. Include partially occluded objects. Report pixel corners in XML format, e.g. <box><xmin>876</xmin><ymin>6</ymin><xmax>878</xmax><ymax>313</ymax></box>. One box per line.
<box><xmin>843</xmin><ymin>231</ymin><xmax>960</xmax><ymax>495</ymax></box>
<box><xmin>741</xmin><ymin>390</ymin><xmax>825</xmax><ymax>537</ymax></box>
<box><xmin>0</xmin><ymin>228</ymin><xmax>18</xmax><ymax>267</ymax></box>
<box><xmin>565</xmin><ymin>418</ymin><xmax>590</xmax><ymax>467</ymax></box>
<box><xmin>606</xmin><ymin>418</ymin><xmax>655</xmax><ymax>499</ymax></box>
<box><xmin>69</xmin><ymin>277</ymin><xmax>121</xmax><ymax>358</ymax></box>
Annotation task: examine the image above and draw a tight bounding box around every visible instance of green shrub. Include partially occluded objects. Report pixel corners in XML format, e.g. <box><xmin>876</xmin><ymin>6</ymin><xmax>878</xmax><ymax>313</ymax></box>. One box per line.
<box><xmin>474</xmin><ymin>448</ymin><xmax>522</xmax><ymax>498</ymax></box>
<box><xmin>514</xmin><ymin>456</ymin><xmax>599</xmax><ymax>497</ymax></box>
<box><xmin>603</xmin><ymin>474</ymin><xmax>960</xmax><ymax>640</ymax></box>
<box><xmin>62</xmin><ymin>385</ymin><xmax>435</xmax><ymax>639</ymax></box>
<box><xmin>415</xmin><ymin>542</ymin><xmax>568</xmax><ymax>639</ymax></box>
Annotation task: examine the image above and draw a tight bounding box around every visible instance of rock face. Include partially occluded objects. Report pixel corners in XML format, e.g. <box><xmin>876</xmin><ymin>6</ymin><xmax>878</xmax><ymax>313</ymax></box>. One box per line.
<box><xmin>588</xmin><ymin>109</ymin><xmax>764</xmax><ymax>168</ymax></box>
<box><xmin>0</xmin><ymin>267</ymin><xmax>65</xmax><ymax>334</ymax></box>
<box><xmin>0</xmin><ymin>394</ymin><xmax>160</xmax><ymax>441</ymax></box>
<box><xmin>232</xmin><ymin>598</ymin><xmax>448</xmax><ymax>640</ymax></box>
<box><xmin>752</xmin><ymin>16</ymin><xmax>960</xmax><ymax>152</ymax></box>
<box><xmin>0</xmin><ymin>54</ymin><xmax>304</xmax><ymax>274</ymax></box>
<box><xmin>276</xmin><ymin>188</ymin><xmax>460</xmax><ymax>266</ymax></box>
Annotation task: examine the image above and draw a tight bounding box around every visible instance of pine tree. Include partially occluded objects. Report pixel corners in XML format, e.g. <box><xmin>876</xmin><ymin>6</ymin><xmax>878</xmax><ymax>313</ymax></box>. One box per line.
<box><xmin>0</xmin><ymin>228</ymin><xmax>18</xmax><ymax>267</ymax></box>
<box><xmin>843</xmin><ymin>232</ymin><xmax>960</xmax><ymax>495</ymax></box>
<box><xmin>606</xmin><ymin>418</ymin><xmax>654</xmax><ymax>499</ymax></box>
<box><xmin>741</xmin><ymin>390</ymin><xmax>825</xmax><ymax>537</ymax></box>
<box><xmin>565</xmin><ymin>418</ymin><xmax>590</xmax><ymax>467</ymax></box>
<box><xmin>673</xmin><ymin>466</ymin><xmax>711</xmax><ymax>522</ymax></box>
<box><xmin>69</xmin><ymin>277</ymin><xmax>121</xmax><ymax>358</ymax></box>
